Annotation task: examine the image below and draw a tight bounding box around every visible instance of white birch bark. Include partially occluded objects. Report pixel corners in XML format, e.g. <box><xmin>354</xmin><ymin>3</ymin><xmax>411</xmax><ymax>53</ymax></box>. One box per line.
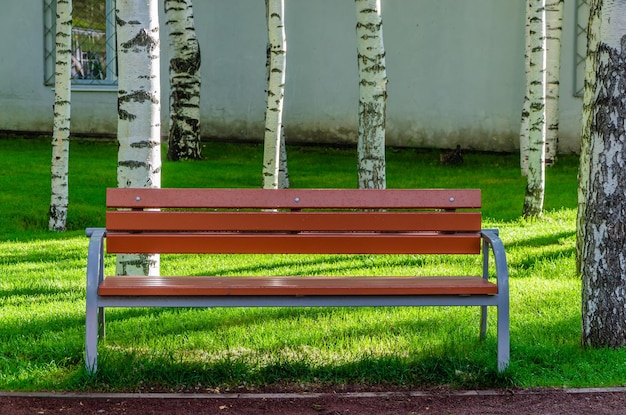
<box><xmin>262</xmin><ymin>0</ymin><xmax>286</xmax><ymax>189</ymax></box>
<box><xmin>577</xmin><ymin>0</ymin><xmax>602</xmax><ymax>275</ymax></box>
<box><xmin>263</xmin><ymin>9</ymin><xmax>290</xmax><ymax>190</ymax></box>
<box><xmin>116</xmin><ymin>0</ymin><xmax>161</xmax><ymax>276</ymax></box>
<box><xmin>581</xmin><ymin>0</ymin><xmax>626</xmax><ymax>347</ymax></box>
<box><xmin>277</xmin><ymin>135</ymin><xmax>290</xmax><ymax>189</ymax></box>
<box><xmin>165</xmin><ymin>0</ymin><xmax>202</xmax><ymax>161</ymax></box>
<box><xmin>520</xmin><ymin>0</ymin><xmax>532</xmax><ymax>175</ymax></box>
<box><xmin>522</xmin><ymin>0</ymin><xmax>546</xmax><ymax>218</ymax></box>
<box><xmin>49</xmin><ymin>0</ymin><xmax>72</xmax><ymax>232</ymax></box>
<box><xmin>355</xmin><ymin>0</ymin><xmax>387</xmax><ymax>189</ymax></box>
<box><xmin>544</xmin><ymin>0</ymin><xmax>564</xmax><ymax>166</ymax></box>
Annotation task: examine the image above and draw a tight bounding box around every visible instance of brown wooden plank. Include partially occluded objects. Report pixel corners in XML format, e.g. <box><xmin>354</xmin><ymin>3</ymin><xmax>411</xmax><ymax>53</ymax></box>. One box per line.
<box><xmin>98</xmin><ymin>276</ymin><xmax>497</xmax><ymax>296</ymax></box>
<box><xmin>106</xmin><ymin>211</ymin><xmax>482</xmax><ymax>232</ymax></box>
<box><xmin>106</xmin><ymin>188</ymin><xmax>481</xmax><ymax>210</ymax></box>
<box><xmin>106</xmin><ymin>233</ymin><xmax>481</xmax><ymax>255</ymax></box>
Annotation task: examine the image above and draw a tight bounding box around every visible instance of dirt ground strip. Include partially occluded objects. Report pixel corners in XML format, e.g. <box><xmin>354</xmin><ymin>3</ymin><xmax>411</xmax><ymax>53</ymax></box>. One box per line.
<box><xmin>2</xmin><ymin>388</ymin><xmax>626</xmax><ymax>415</ymax></box>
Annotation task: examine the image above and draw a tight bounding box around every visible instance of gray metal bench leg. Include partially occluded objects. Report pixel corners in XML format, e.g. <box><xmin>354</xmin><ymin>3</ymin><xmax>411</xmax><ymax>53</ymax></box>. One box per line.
<box><xmin>85</xmin><ymin>228</ymin><xmax>106</xmax><ymax>374</ymax></box>
<box><xmin>480</xmin><ymin>238</ymin><xmax>489</xmax><ymax>341</ymax></box>
<box><xmin>480</xmin><ymin>306</ymin><xmax>487</xmax><ymax>341</ymax></box>
<box><xmin>86</xmin><ymin>295</ymin><xmax>99</xmax><ymax>374</ymax></box>
<box><xmin>497</xmin><ymin>300</ymin><xmax>510</xmax><ymax>372</ymax></box>
<box><xmin>98</xmin><ymin>307</ymin><xmax>105</xmax><ymax>339</ymax></box>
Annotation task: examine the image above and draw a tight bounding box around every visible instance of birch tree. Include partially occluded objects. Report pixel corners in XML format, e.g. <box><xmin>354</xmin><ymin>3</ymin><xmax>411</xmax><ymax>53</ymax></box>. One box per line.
<box><xmin>581</xmin><ymin>0</ymin><xmax>626</xmax><ymax>347</ymax></box>
<box><xmin>544</xmin><ymin>0</ymin><xmax>564</xmax><ymax>166</ymax></box>
<box><xmin>519</xmin><ymin>0</ymin><xmax>532</xmax><ymax>175</ymax></box>
<box><xmin>262</xmin><ymin>0</ymin><xmax>287</xmax><ymax>189</ymax></box>
<box><xmin>522</xmin><ymin>0</ymin><xmax>546</xmax><ymax>218</ymax></box>
<box><xmin>165</xmin><ymin>0</ymin><xmax>202</xmax><ymax>161</ymax></box>
<box><xmin>355</xmin><ymin>0</ymin><xmax>387</xmax><ymax>190</ymax></box>
<box><xmin>116</xmin><ymin>0</ymin><xmax>161</xmax><ymax>276</ymax></box>
<box><xmin>49</xmin><ymin>0</ymin><xmax>72</xmax><ymax>231</ymax></box>
<box><xmin>577</xmin><ymin>0</ymin><xmax>602</xmax><ymax>274</ymax></box>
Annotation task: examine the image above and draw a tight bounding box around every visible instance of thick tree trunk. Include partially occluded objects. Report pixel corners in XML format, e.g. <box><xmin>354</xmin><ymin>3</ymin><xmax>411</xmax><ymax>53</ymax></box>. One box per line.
<box><xmin>581</xmin><ymin>0</ymin><xmax>626</xmax><ymax>347</ymax></box>
<box><xmin>115</xmin><ymin>0</ymin><xmax>161</xmax><ymax>276</ymax></box>
<box><xmin>262</xmin><ymin>0</ymin><xmax>287</xmax><ymax>189</ymax></box>
<box><xmin>355</xmin><ymin>0</ymin><xmax>387</xmax><ymax>190</ymax></box>
<box><xmin>577</xmin><ymin>0</ymin><xmax>602</xmax><ymax>275</ymax></box>
<box><xmin>544</xmin><ymin>0</ymin><xmax>563</xmax><ymax>166</ymax></box>
<box><xmin>522</xmin><ymin>0</ymin><xmax>546</xmax><ymax>218</ymax></box>
<box><xmin>165</xmin><ymin>0</ymin><xmax>202</xmax><ymax>161</ymax></box>
<box><xmin>49</xmin><ymin>0</ymin><xmax>72</xmax><ymax>232</ymax></box>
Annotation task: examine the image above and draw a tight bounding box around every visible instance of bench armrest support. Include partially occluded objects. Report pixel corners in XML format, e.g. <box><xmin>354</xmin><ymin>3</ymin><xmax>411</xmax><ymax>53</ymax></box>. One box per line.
<box><xmin>481</xmin><ymin>228</ymin><xmax>510</xmax><ymax>372</ymax></box>
<box><xmin>85</xmin><ymin>228</ymin><xmax>106</xmax><ymax>374</ymax></box>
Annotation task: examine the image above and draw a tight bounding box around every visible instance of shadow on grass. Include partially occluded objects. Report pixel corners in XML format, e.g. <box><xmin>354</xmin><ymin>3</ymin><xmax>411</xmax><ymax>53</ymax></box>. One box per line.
<box><xmin>506</xmin><ymin>231</ymin><xmax>575</xmax><ymax>249</ymax></box>
<box><xmin>86</xmin><ymin>346</ymin><xmax>513</xmax><ymax>392</ymax></box>
<box><xmin>74</xmin><ymin>305</ymin><xmax>506</xmax><ymax>391</ymax></box>
<box><xmin>0</xmin><ymin>285</ymin><xmax>80</xmax><ymax>300</ymax></box>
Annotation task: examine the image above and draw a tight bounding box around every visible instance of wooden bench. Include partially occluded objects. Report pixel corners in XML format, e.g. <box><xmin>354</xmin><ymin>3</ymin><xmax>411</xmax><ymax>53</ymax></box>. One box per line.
<box><xmin>85</xmin><ymin>188</ymin><xmax>509</xmax><ymax>373</ymax></box>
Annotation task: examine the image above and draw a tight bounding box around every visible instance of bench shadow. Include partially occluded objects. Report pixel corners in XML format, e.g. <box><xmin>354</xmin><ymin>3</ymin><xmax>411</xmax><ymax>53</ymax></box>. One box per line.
<box><xmin>92</xmin><ymin>307</ymin><xmax>504</xmax><ymax>388</ymax></box>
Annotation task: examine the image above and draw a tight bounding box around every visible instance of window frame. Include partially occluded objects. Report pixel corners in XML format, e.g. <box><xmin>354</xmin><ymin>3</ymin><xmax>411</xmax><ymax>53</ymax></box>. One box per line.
<box><xmin>43</xmin><ymin>0</ymin><xmax>117</xmax><ymax>89</ymax></box>
<box><xmin>573</xmin><ymin>0</ymin><xmax>589</xmax><ymax>98</ymax></box>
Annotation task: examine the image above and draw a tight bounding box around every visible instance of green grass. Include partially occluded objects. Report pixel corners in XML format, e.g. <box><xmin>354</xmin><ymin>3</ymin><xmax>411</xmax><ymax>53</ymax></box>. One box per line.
<box><xmin>2</xmin><ymin>135</ymin><xmax>623</xmax><ymax>392</ymax></box>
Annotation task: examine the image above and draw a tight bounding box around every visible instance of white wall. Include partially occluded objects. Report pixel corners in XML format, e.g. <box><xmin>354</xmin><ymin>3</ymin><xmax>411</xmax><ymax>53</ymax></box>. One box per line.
<box><xmin>0</xmin><ymin>0</ymin><xmax>582</xmax><ymax>153</ymax></box>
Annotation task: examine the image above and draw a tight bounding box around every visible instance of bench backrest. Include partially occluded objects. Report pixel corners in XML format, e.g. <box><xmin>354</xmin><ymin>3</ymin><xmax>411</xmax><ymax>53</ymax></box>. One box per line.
<box><xmin>105</xmin><ymin>188</ymin><xmax>482</xmax><ymax>255</ymax></box>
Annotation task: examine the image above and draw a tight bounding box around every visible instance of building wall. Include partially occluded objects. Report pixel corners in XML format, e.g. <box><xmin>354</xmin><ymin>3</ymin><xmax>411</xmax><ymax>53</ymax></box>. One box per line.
<box><xmin>0</xmin><ymin>0</ymin><xmax>582</xmax><ymax>153</ymax></box>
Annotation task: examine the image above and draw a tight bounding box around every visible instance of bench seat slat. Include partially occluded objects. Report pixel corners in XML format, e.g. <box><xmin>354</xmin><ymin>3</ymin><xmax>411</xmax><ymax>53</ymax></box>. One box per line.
<box><xmin>106</xmin><ymin>211</ymin><xmax>482</xmax><ymax>232</ymax></box>
<box><xmin>107</xmin><ymin>188</ymin><xmax>481</xmax><ymax>210</ymax></box>
<box><xmin>106</xmin><ymin>233</ymin><xmax>481</xmax><ymax>255</ymax></box>
<box><xmin>98</xmin><ymin>276</ymin><xmax>498</xmax><ymax>296</ymax></box>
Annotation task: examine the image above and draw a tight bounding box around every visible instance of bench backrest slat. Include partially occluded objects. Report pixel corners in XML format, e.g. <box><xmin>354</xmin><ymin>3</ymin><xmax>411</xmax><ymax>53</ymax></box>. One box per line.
<box><xmin>106</xmin><ymin>233</ymin><xmax>481</xmax><ymax>255</ymax></box>
<box><xmin>106</xmin><ymin>188</ymin><xmax>481</xmax><ymax>210</ymax></box>
<box><xmin>106</xmin><ymin>211</ymin><xmax>482</xmax><ymax>232</ymax></box>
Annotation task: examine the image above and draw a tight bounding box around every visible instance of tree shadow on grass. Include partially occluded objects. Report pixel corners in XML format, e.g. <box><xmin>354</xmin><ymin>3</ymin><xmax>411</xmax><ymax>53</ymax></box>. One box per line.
<box><xmin>505</xmin><ymin>231</ymin><xmax>575</xmax><ymax>249</ymax></box>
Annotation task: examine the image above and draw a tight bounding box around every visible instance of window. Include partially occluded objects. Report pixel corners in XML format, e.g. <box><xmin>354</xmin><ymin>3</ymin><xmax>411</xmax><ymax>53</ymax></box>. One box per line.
<box><xmin>44</xmin><ymin>0</ymin><xmax>117</xmax><ymax>87</ymax></box>
<box><xmin>574</xmin><ymin>0</ymin><xmax>590</xmax><ymax>97</ymax></box>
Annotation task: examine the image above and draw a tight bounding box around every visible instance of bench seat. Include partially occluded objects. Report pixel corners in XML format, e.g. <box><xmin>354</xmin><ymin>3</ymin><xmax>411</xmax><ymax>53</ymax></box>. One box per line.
<box><xmin>98</xmin><ymin>276</ymin><xmax>498</xmax><ymax>297</ymax></box>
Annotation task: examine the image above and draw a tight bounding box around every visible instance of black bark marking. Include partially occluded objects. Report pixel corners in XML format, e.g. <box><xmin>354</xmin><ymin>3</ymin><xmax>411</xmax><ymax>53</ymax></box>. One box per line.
<box><xmin>121</xmin><ymin>28</ymin><xmax>159</xmax><ymax>53</ymax></box>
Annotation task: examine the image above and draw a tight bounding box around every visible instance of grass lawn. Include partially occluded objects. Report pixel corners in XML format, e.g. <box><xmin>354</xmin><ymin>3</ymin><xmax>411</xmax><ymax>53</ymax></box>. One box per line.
<box><xmin>1</xmin><ymin>135</ymin><xmax>624</xmax><ymax>392</ymax></box>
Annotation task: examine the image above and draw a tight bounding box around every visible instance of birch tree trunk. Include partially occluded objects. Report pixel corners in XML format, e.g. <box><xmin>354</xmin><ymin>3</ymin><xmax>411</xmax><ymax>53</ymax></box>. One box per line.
<box><xmin>520</xmin><ymin>0</ymin><xmax>532</xmax><ymax>176</ymax></box>
<box><xmin>262</xmin><ymin>0</ymin><xmax>287</xmax><ymax>189</ymax></box>
<box><xmin>544</xmin><ymin>0</ymin><xmax>564</xmax><ymax>166</ymax></box>
<box><xmin>577</xmin><ymin>0</ymin><xmax>602</xmax><ymax>274</ymax></box>
<box><xmin>522</xmin><ymin>0</ymin><xmax>546</xmax><ymax>218</ymax></box>
<box><xmin>165</xmin><ymin>0</ymin><xmax>202</xmax><ymax>161</ymax></box>
<box><xmin>581</xmin><ymin>0</ymin><xmax>626</xmax><ymax>347</ymax></box>
<box><xmin>355</xmin><ymin>0</ymin><xmax>387</xmax><ymax>190</ymax></box>
<box><xmin>277</xmin><ymin>135</ymin><xmax>290</xmax><ymax>189</ymax></box>
<box><xmin>115</xmin><ymin>0</ymin><xmax>161</xmax><ymax>276</ymax></box>
<box><xmin>49</xmin><ymin>0</ymin><xmax>72</xmax><ymax>231</ymax></box>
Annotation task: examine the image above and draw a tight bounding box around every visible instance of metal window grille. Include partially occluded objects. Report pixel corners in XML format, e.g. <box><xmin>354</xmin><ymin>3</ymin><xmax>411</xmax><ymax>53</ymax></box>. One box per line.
<box><xmin>574</xmin><ymin>0</ymin><xmax>590</xmax><ymax>97</ymax></box>
<box><xmin>43</xmin><ymin>0</ymin><xmax>117</xmax><ymax>87</ymax></box>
